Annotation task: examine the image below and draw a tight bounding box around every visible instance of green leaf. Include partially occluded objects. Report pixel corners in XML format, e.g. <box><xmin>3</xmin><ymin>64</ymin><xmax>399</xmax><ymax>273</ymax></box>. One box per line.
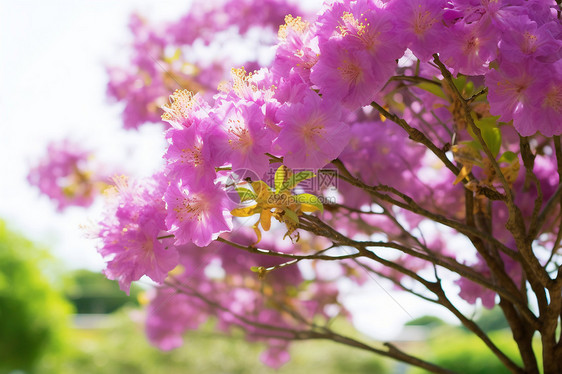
<box><xmin>279</xmin><ymin>170</ymin><xmax>315</xmax><ymax>192</ymax></box>
<box><xmin>464</xmin><ymin>81</ymin><xmax>474</xmax><ymax>97</ymax></box>
<box><xmin>274</xmin><ymin>165</ymin><xmax>287</xmax><ymax>193</ymax></box>
<box><xmin>498</xmin><ymin>151</ymin><xmax>518</xmax><ymax>164</ymax></box>
<box><xmin>250</xmin><ymin>266</ymin><xmax>268</xmax><ymax>279</ymax></box>
<box><xmin>294</xmin><ymin>193</ymin><xmax>324</xmax><ymax>213</ymax></box>
<box><xmin>416</xmin><ymin>81</ymin><xmax>447</xmax><ymax>100</ymax></box>
<box><xmin>473</xmin><ymin>115</ymin><xmax>501</xmax><ymax>157</ymax></box>
<box><xmin>453</xmin><ymin>75</ymin><xmax>467</xmax><ymax>92</ymax></box>
<box><xmin>236</xmin><ymin>187</ymin><xmax>256</xmax><ymax>202</ymax></box>
<box><xmin>461</xmin><ymin>140</ymin><xmax>482</xmax><ymax>151</ymax></box>
<box><xmin>282</xmin><ymin>208</ymin><xmax>299</xmax><ymax>224</ymax></box>
<box><xmin>474</xmin><ymin>115</ymin><xmax>501</xmax><ymax>130</ymax></box>
<box><xmin>452</xmin><ymin>143</ymin><xmax>483</xmax><ymax>168</ymax></box>
<box><xmin>481</xmin><ymin>126</ymin><xmax>502</xmax><ymax>158</ymax></box>
<box><xmin>467</xmin><ymin>115</ymin><xmax>502</xmax><ymax>157</ymax></box>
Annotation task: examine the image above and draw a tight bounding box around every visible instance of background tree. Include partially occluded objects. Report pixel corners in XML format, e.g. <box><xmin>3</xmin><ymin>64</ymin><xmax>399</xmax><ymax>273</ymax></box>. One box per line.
<box><xmin>27</xmin><ymin>0</ymin><xmax>562</xmax><ymax>373</ymax></box>
<box><xmin>0</xmin><ymin>221</ymin><xmax>73</xmax><ymax>374</ymax></box>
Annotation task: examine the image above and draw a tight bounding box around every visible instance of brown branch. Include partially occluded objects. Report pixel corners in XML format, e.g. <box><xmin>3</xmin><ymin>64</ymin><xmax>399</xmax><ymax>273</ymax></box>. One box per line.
<box><xmin>541</xmin><ymin>279</ymin><xmax>562</xmax><ymax>374</ymax></box>
<box><xmin>498</xmin><ymin>299</ymin><xmax>540</xmax><ymax>374</ymax></box>
<box><xmin>354</xmin><ymin>260</ymin><xmax>439</xmax><ymax>303</ymax></box>
<box><xmin>300</xmin><ymin>329</ymin><xmax>459</xmax><ymax>374</ymax></box>
<box><xmin>322</xmin><ymin>161</ymin><xmax>540</xmax><ymax>332</ymax></box>
<box><xmin>466</xmin><ymin>87</ymin><xmax>488</xmax><ymax>104</ymax></box>
<box><xmin>328</xmin><ymin>163</ymin><xmax>538</xmax><ymax>319</ymax></box>
<box><xmin>545</xmin><ymin>136</ymin><xmax>562</xmax><ymax>268</ymax></box>
<box><xmin>433</xmin><ymin>54</ymin><xmax>513</xmax><ymax>200</ymax></box>
<box><xmin>299</xmin><ymin>213</ymin><xmax>538</xmax><ymax>327</ymax></box>
<box><xmin>351</xmin><ymin>239</ymin><xmax>524</xmax><ymax>372</ymax></box>
<box><xmin>324</xmin><ymin>202</ymin><xmax>384</xmax><ymax>215</ymax></box>
<box><xmin>428</xmin><ymin>283</ymin><xmax>526</xmax><ymax>374</ymax></box>
<box><xmin>433</xmin><ymin>55</ymin><xmax>551</xmax><ymax>292</ymax></box>
<box><xmin>370</xmin><ymin>101</ymin><xmax>460</xmax><ymax>175</ymax></box>
<box><xmin>216</xmin><ymin>236</ymin><xmax>360</xmax><ymax>261</ymax></box>
<box><xmin>329</xmin><ymin>161</ymin><xmax>518</xmax><ymax>259</ymax></box>
<box><xmin>166</xmin><ymin>276</ymin><xmax>458</xmax><ymax>374</ymax></box>
<box><xmin>375</xmin><ymin>263</ymin><xmax>524</xmax><ymax>374</ymax></box>
<box><xmin>387</xmin><ymin>74</ymin><xmax>442</xmax><ymax>87</ymax></box>
<box><xmin>533</xmin><ymin>183</ymin><xmax>562</xmax><ymax>240</ymax></box>
<box><xmin>522</xmin><ymin>136</ymin><xmax>544</xmax><ymax>240</ymax></box>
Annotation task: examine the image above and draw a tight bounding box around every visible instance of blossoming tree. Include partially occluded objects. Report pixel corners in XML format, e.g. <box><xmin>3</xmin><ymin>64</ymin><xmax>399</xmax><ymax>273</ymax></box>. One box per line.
<box><xmin>29</xmin><ymin>0</ymin><xmax>562</xmax><ymax>372</ymax></box>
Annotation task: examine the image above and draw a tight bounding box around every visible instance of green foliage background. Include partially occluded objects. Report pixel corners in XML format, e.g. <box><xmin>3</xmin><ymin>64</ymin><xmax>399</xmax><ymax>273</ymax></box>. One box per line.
<box><xmin>0</xmin><ymin>219</ymin><xmax>532</xmax><ymax>374</ymax></box>
<box><xmin>0</xmin><ymin>219</ymin><xmax>390</xmax><ymax>374</ymax></box>
<box><xmin>63</xmin><ymin>310</ymin><xmax>391</xmax><ymax>374</ymax></box>
<box><xmin>0</xmin><ymin>221</ymin><xmax>73</xmax><ymax>374</ymax></box>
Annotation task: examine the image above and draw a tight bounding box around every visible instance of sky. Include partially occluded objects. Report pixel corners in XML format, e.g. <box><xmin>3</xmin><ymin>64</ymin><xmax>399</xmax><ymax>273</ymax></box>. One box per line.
<box><xmin>0</xmin><ymin>1</ymin><xmax>189</xmax><ymax>269</ymax></box>
<box><xmin>0</xmin><ymin>0</ymin><xmax>472</xmax><ymax>340</ymax></box>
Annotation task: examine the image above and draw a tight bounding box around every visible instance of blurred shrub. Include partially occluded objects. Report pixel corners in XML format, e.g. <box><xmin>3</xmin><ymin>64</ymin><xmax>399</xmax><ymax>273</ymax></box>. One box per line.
<box><xmin>405</xmin><ymin>315</ymin><xmax>446</xmax><ymax>328</ymax></box>
<box><xmin>63</xmin><ymin>309</ymin><xmax>391</xmax><ymax>374</ymax></box>
<box><xmin>473</xmin><ymin>307</ymin><xmax>510</xmax><ymax>333</ymax></box>
<box><xmin>408</xmin><ymin>326</ymin><xmax>524</xmax><ymax>374</ymax></box>
<box><xmin>0</xmin><ymin>221</ymin><xmax>390</xmax><ymax>373</ymax></box>
<box><xmin>0</xmin><ymin>220</ymin><xmax>73</xmax><ymax>374</ymax></box>
<box><xmin>64</xmin><ymin>269</ymin><xmax>140</xmax><ymax>314</ymax></box>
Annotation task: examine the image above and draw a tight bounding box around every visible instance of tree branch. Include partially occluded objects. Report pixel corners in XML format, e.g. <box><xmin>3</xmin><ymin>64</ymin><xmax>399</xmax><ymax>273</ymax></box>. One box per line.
<box><xmin>215</xmin><ymin>236</ymin><xmax>360</xmax><ymax>261</ymax></box>
<box><xmin>165</xmin><ymin>276</ymin><xmax>459</xmax><ymax>374</ymax></box>
<box><xmin>370</xmin><ymin>101</ymin><xmax>460</xmax><ymax>175</ymax></box>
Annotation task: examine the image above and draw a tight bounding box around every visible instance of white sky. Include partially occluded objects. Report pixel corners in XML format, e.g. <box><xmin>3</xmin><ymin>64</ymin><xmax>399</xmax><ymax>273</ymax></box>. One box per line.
<box><xmin>0</xmin><ymin>0</ymin><xmax>474</xmax><ymax>340</ymax></box>
<box><xmin>0</xmin><ymin>1</ymin><xmax>189</xmax><ymax>270</ymax></box>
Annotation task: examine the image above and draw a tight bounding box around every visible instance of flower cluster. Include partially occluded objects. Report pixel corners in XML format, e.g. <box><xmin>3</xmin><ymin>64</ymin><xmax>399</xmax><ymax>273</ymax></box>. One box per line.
<box><xmin>85</xmin><ymin>0</ymin><xmax>562</xmax><ymax>370</ymax></box>
<box><xmin>145</xmin><ymin>231</ymin><xmax>343</xmax><ymax>368</ymax></box>
<box><xmin>27</xmin><ymin>139</ymin><xmax>109</xmax><ymax>211</ymax></box>
<box><xmin>107</xmin><ymin>0</ymin><xmax>308</xmax><ymax>130</ymax></box>
<box><xmin>97</xmin><ymin>174</ymin><xmax>177</xmax><ymax>294</ymax></box>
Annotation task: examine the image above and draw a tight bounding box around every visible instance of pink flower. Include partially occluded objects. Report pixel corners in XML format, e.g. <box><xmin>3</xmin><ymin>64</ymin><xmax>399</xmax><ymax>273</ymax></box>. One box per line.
<box><xmin>439</xmin><ymin>21</ymin><xmax>498</xmax><ymax>76</ymax></box>
<box><xmin>316</xmin><ymin>0</ymin><xmax>404</xmax><ymax>58</ymax></box>
<box><xmin>389</xmin><ymin>0</ymin><xmax>448</xmax><ymax>62</ymax></box>
<box><xmin>164</xmin><ymin>120</ymin><xmax>217</xmax><ymax>188</ymax></box>
<box><xmin>165</xmin><ymin>181</ymin><xmax>234</xmax><ymax>247</ymax></box>
<box><xmin>516</xmin><ymin>62</ymin><xmax>562</xmax><ymax>136</ymax></box>
<box><xmin>97</xmin><ymin>174</ymin><xmax>179</xmax><ymax>294</ymax></box>
<box><xmin>106</xmin><ymin>66</ymin><xmax>164</xmax><ymax>130</ymax></box>
<box><xmin>485</xmin><ymin>59</ymin><xmax>540</xmax><ymax>128</ymax></box>
<box><xmin>311</xmin><ymin>41</ymin><xmax>381</xmax><ymax>110</ymax></box>
<box><xmin>161</xmin><ymin>89</ymin><xmax>211</xmax><ymax>129</ymax></box>
<box><xmin>146</xmin><ymin>287</ymin><xmax>209</xmax><ymax>350</ymax></box>
<box><xmin>272</xmin><ymin>15</ymin><xmax>320</xmax><ymax>85</ymax></box>
<box><xmin>274</xmin><ymin>70</ymin><xmax>312</xmax><ymax>104</ymax></box>
<box><xmin>27</xmin><ymin>139</ymin><xmax>106</xmax><ymax>211</ymax></box>
<box><xmin>339</xmin><ymin>120</ymin><xmax>427</xmax><ymax>206</ymax></box>
<box><xmin>311</xmin><ymin>0</ymin><xmax>404</xmax><ymax>109</ymax></box>
<box><xmin>260</xmin><ymin>342</ymin><xmax>291</xmax><ymax>369</ymax></box>
<box><xmin>103</xmin><ymin>221</ymin><xmax>177</xmax><ymax>294</ymax></box>
<box><xmin>273</xmin><ymin>91</ymin><xmax>350</xmax><ymax>169</ymax></box>
<box><xmin>447</xmin><ymin>0</ymin><xmax>520</xmax><ymax>32</ymax></box>
<box><xmin>208</xmin><ymin>100</ymin><xmax>275</xmax><ymax>178</ymax></box>
<box><xmin>500</xmin><ymin>17</ymin><xmax>562</xmax><ymax>63</ymax></box>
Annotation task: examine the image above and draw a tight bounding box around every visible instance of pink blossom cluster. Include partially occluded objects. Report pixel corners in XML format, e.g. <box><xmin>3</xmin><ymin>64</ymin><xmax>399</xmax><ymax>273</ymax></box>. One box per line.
<box><xmin>145</xmin><ymin>231</ymin><xmax>344</xmax><ymax>368</ymax></box>
<box><xmin>97</xmin><ymin>71</ymin><xmax>359</xmax><ymax>361</ymax></box>
<box><xmin>97</xmin><ymin>174</ymin><xmax>178</xmax><ymax>294</ymax></box>
<box><xmin>107</xmin><ymin>0</ymin><xmax>306</xmax><ymax>130</ymax></box>
<box><xmin>28</xmin><ymin>139</ymin><xmax>109</xmax><ymax>211</ymax></box>
<box><xmin>96</xmin><ymin>170</ymin><xmax>348</xmax><ymax>366</ymax></box>
<box><xmin>92</xmin><ymin>0</ymin><xmax>562</xmax><ymax>367</ymax></box>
